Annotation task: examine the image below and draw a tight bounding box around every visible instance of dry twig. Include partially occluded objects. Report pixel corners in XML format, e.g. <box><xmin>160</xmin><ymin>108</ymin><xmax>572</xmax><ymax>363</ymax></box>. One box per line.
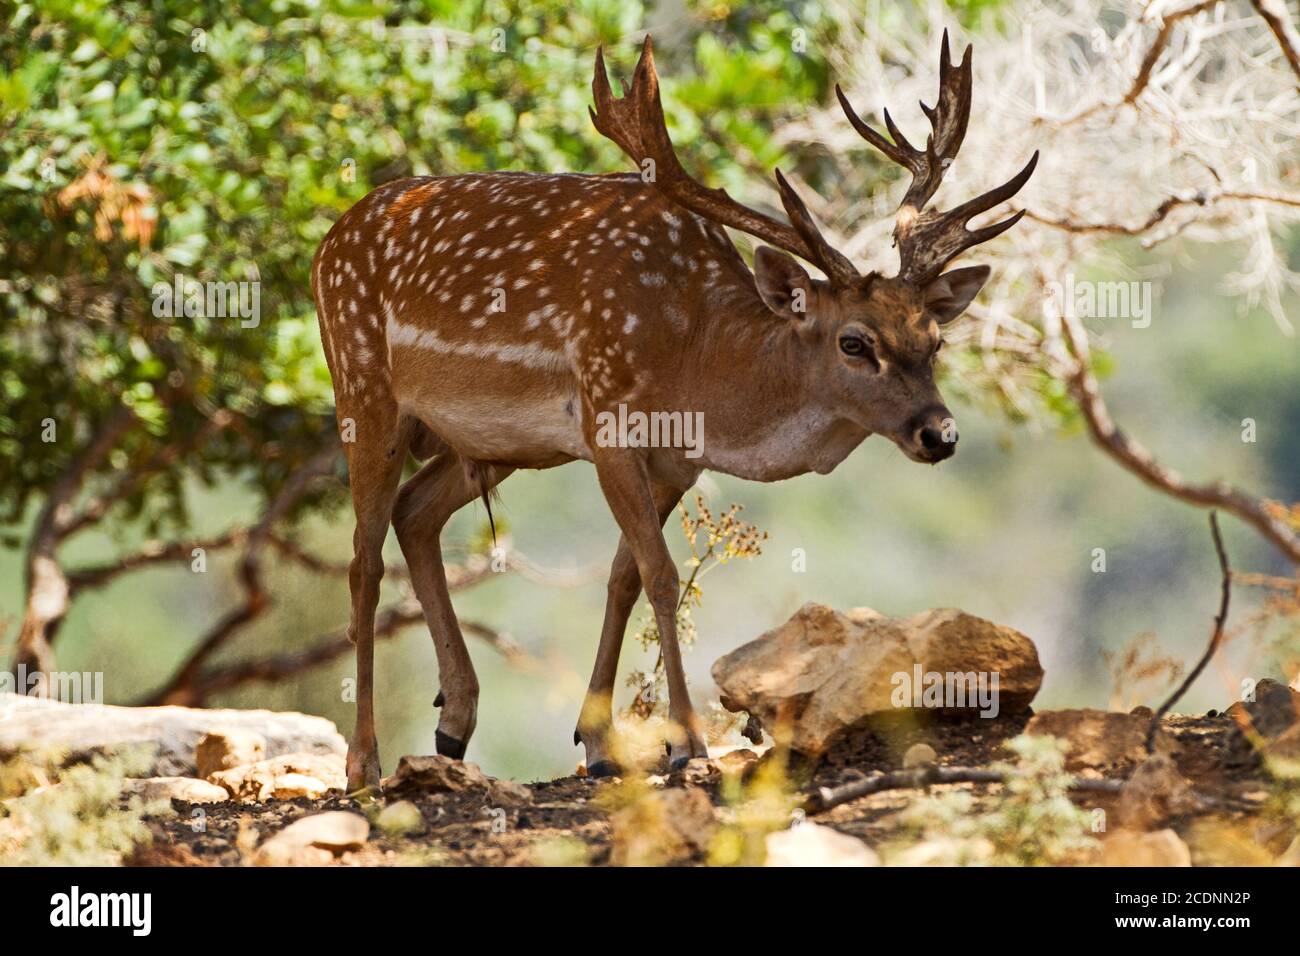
<box><xmin>1145</xmin><ymin>512</ymin><xmax>1233</xmax><ymax>750</ymax></box>
<box><xmin>803</xmin><ymin>764</ymin><xmax>1126</xmax><ymax>816</ymax></box>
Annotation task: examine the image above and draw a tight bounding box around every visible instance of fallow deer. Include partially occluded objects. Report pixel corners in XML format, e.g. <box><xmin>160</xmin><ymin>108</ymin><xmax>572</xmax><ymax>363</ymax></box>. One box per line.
<box><xmin>312</xmin><ymin>33</ymin><xmax>1037</xmax><ymax>789</ymax></box>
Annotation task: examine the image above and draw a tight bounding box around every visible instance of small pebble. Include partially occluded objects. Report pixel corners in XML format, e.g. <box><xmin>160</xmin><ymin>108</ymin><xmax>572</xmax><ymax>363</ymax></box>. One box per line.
<box><xmin>903</xmin><ymin>743</ymin><xmax>938</xmax><ymax>769</ymax></box>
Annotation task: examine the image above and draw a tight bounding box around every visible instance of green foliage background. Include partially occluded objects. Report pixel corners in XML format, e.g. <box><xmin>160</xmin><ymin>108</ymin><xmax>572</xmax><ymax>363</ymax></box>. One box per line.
<box><xmin>0</xmin><ymin>0</ymin><xmax>850</xmax><ymax>525</ymax></box>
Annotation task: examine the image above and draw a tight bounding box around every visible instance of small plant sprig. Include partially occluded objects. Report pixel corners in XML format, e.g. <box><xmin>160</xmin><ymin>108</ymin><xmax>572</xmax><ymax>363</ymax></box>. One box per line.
<box><xmin>0</xmin><ymin>748</ymin><xmax>166</xmax><ymax>867</ymax></box>
<box><xmin>881</xmin><ymin>734</ymin><xmax>1100</xmax><ymax>866</ymax></box>
<box><xmin>1101</xmin><ymin>631</ymin><xmax>1184</xmax><ymax>712</ymax></box>
<box><xmin>625</xmin><ymin>495</ymin><xmax>767</xmax><ymax>718</ymax></box>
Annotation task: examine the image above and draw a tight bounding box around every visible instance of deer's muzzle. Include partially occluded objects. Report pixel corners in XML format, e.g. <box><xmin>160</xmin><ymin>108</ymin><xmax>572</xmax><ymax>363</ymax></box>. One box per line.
<box><xmin>907</xmin><ymin>406</ymin><xmax>957</xmax><ymax>463</ymax></box>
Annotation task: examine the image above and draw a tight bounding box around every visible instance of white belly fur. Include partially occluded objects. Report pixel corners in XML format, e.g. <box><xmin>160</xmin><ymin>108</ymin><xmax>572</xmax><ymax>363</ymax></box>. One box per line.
<box><xmin>408</xmin><ymin>394</ymin><xmax>589</xmax><ymax>463</ymax></box>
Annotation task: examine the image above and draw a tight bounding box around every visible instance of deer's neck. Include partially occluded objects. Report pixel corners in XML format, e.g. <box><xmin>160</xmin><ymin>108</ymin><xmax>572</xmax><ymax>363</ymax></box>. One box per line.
<box><xmin>681</xmin><ymin>281</ymin><xmax>869</xmax><ymax>482</ymax></box>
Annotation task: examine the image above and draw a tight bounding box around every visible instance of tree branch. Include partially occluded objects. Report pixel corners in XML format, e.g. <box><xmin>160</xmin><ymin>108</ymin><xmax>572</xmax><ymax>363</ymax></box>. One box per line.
<box><xmin>142</xmin><ymin>446</ymin><xmax>341</xmax><ymax>706</ymax></box>
<box><xmin>1061</xmin><ymin>311</ymin><xmax>1300</xmax><ymax>563</ymax></box>
<box><xmin>1251</xmin><ymin>0</ymin><xmax>1300</xmax><ymax>81</ymax></box>
<box><xmin>42</xmin><ymin>405</ymin><xmax>139</xmax><ymax>539</ymax></box>
<box><xmin>1053</xmin><ymin>0</ymin><xmax>1223</xmax><ymax>126</ymax></box>
<box><xmin>1027</xmin><ymin>188</ymin><xmax>1300</xmax><ymax>241</ymax></box>
<box><xmin>65</xmin><ymin>529</ymin><xmax>250</xmax><ymax>592</ymax></box>
<box><xmin>61</xmin><ymin>408</ymin><xmax>238</xmax><ymax>539</ymax></box>
<box><xmin>136</xmin><ymin>599</ymin><xmax>537</xmax><ymax>706</ymax></box>
<box><xmin>1146</xmin><ymin>512</ymin><xmax>1232</xmax><ymax>750</ymax></box>
<box><xmin>1124</xmin><ymin>1</ymin><xmax>1222</xmax><ymax>106</ymax></box>
<box><xmin>13</xmin><ymin>405</ymin><xmax>139</xmax><ymax>679</ymax></box>
<box><xmin>264</xmin><ymin>532</ymin><xmax>409</xmax><ymax>580</ymax></box>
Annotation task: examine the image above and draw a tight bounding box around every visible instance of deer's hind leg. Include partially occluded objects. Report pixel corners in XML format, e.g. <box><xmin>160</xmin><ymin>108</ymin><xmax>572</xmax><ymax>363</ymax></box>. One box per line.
<box><xmin>392</xmin><ymin>449</ymin><xmax>513</xmax><ymax>760</ymax></box>
<box><xmin>341</xmin><ymin>407</ymin><xmax>416</xmax><ymax>792</ymax></box>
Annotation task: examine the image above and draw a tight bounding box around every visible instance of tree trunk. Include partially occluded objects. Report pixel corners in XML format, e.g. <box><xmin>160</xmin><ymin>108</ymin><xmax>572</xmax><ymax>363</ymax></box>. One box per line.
<box><xmin>13</xmin><ymin>551</ymin><xmax>68</xmax><ymax>695</ymax></box>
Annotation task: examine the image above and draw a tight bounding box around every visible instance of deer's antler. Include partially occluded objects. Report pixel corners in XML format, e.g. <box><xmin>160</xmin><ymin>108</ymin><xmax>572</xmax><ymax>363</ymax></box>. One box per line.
<box><xmin>836</xmin><ymin>30</ymin><xmax>1038</xmax><ymax>284</ymax></box>
<box><xmin>591</xmin><ymin>36</ymin><xmax>859</xmax><ymax>285</ymax></box>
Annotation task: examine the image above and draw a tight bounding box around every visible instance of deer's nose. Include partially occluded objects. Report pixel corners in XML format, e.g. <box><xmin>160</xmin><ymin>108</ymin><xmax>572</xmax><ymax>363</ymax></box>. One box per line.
<box><xmin>910</xmin><ymin>408</ymin><xmax>957</xmax><ymax>461</ymax></box>
<box><xmin>918</xmin><ymin>424</ymin><xmax>949</xmax><ymax>452</ymax></box>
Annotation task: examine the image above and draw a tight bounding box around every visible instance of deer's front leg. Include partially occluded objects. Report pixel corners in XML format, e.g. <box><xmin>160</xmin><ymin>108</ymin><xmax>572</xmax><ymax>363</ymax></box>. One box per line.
<box><xmin>592</xmin><ymin>449</ymin><xmax>707</xmax><ymax>770</ymax></box>
<box><xmin>577</xmin><ymin>481</ymin><xmax>685</xmax><ymax>777</ymax></box>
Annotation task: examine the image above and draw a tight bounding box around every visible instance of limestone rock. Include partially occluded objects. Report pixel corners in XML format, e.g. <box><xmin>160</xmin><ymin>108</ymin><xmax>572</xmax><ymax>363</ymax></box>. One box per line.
<box><xmin>264</xmin><ymin>773</ymin><xmax>332</xmax><ymax>801</ymax></box>
<box><xmin>1117</xmin><ymin>755</ymin><xmax>1199</xmax><ymax>830</ymax></box>
<box><xmin>668</xmin><ymin>757</ymin><xmax>721</xmax><ymax>788</ymax></box>
<box><xmin>610</xmin><ymin>787</ymin><xmax>716</xmax><ymax>866</ymax></box>
<box><xmin>714</xmin><ymin>749</ymin><xmax>759</xmax><ymax>777</ymax></box>
<box><xmin>1225</xmin><ymin>678</ymin><xmax>1300</xmax><ymax>739</ymax></box>
<box><xmin>712</xmin><ymin>603</ymin><xmax>1042</xmax><ymax>757</ymax></box>
<box><xmin>124</xmin><ymin>776</ymin><xmax>230</xmax><ymax>805</ymax></box>
<box><xmin>208</xmin><ymin>753</ymin><xmax>345</xmax><ymax>803</ymax></box>
<box><xmin>383</xmin><ymin>754</ymin><xmax>531</xmax><ymax>806</ymax></box>
<box><xmin>0</xmin><ymin>693</ymin><xmax>344</xmax><ymax>777</ymax></box>
<box><xmin>384</xmin><ymin>754</ymin><xmax>490</xmax><ymax>793</ymax></box>
<box><xmin>281</xmin><ymin>810</ymin><xmax>370</xmax><ymax>851</ymax></box>
<box><xmin>1024</xmin><ymin>709</ymin><xmax>1172</xmax><ymax>771</ymax></box>
<box><xmin>1101</xmin><ymin>828</ymin><xmax>1192</xmax><ymax>867</ymax></box>
<box><xmin>489</xmin><ymin>779</ymin><xmax>533</xmax><ymax>807</ymax></box>
<box><xmin>254</xmin><ymin>842</ymin><xmax>335</xmax><ymax>867</ymax></box>
<box><xmin>195</xmin><ymin>730</ymin><xmax>265</xmax><ymax>778</ymax></box>
<box><xmin>254</xmin><ymin>811</ymin><xmax>369</xmax><ymax>866</ymax></box>
<box><xmin>764</xmin><ymin>823</ymin><xmax>880</xmax><ymax>867</ymax></box>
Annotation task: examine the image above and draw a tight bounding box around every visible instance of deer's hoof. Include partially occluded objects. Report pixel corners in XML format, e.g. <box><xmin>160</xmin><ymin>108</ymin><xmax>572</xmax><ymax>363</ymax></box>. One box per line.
<box><xmin>666</xmin><ymin>735</ymin><xmax>709</xmax><ymax>770</ymax></box>
<box><xmin>346</xmin><ymin>749</ymin><xmax>381</xmax><ymax>792</ymax></box>
<box><xmin>435</xmin><ymin>730</ymin><xmax>466</xmax><ymax>760</ymax></box>
<box><xmin>586</xmin><ymin>759</ymin><xmax>621</xmax><ymax>779</ymax></box>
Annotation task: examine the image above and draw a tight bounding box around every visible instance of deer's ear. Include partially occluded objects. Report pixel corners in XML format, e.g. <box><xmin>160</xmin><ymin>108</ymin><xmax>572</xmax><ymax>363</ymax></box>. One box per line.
<box><xmin>924</xmin><ymin>265</ymin><xmax>990</xmax><ymax>324</ymax></box>
<box><xmin>754</xmin><ymin>247</ymin><xmax>813</xmax><ymax>321</ymax></box>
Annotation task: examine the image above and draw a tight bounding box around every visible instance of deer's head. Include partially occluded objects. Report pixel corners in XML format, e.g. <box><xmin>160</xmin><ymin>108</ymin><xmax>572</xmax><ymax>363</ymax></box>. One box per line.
<box><xmin>592</xmin><ymin>34</ymin><xmax>1037</xmax><ymax>464</ymax></box>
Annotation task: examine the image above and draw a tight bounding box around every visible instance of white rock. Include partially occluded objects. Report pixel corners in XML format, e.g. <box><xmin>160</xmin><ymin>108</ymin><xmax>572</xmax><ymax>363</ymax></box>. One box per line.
<box><xmin>0</xmin><ymin>693</ymin><xmax>344</xmax><ymax>777</ymax></box>
<box><xmin>765</xmin><ymin>823</ymin><xmax>880</xmax><ymax>867</ymax></box>
<box><xmin>265</xmin><ymin>773</ymin><xmax>331</xmax><ymax>801</ymax></box>
<box><xmin>195</xmin><ymin>730</ymin><xmax>266</xmax><ymax>778</ymax></box>
<box><xmin>253</xmin><ymin>811</ymin><xmax>370</xmax><ymax>867</ymax></box>
<box><xmin>209</xmin><ymin>753</ymin><xmax>345</xmax><ymax>802</ymax></box>
<box><xmin>124</xmin><ymin>777</ymin><xmax>230</xmax><ymax>804</ymax></box>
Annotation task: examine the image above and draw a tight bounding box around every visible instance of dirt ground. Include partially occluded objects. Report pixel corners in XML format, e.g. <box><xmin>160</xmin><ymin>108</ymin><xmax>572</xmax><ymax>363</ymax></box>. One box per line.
<box><xmin>129</xmin><ymin>706</ymin><xmax>1282</xmax><ymax>867</ymax></box>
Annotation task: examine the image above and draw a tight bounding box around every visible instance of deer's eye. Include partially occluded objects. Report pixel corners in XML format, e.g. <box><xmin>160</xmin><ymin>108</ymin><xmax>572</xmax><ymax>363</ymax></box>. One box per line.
<box><xmin>839</xmin><ymin>335</ymin><xmax>880</xmax><ymax>369</ymax></box>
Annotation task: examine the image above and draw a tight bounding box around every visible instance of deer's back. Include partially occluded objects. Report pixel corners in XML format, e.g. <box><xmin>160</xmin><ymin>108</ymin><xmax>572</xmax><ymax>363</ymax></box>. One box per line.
<box><xmin>312</xmin><ymin>171</ymin><xmax>753</xmax><ymax>465</ymax></box>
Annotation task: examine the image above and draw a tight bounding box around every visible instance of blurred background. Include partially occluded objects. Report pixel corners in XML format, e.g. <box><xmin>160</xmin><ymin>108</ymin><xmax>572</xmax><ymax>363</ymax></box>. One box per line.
<box><xmin>2</xmin><ymin>0</ymin><xmax>1297</xmax><ymax>782</ymax></box>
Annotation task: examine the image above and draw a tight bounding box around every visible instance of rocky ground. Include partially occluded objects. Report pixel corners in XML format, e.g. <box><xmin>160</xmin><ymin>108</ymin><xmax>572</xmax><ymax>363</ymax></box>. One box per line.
<box><xmin>4</xmin><ymin>602</ymin><xmax>1298</xmax><ymax>867</ymax></box>
<box><xmin>118</xmin><ymin>703</ymin><xmax>1290</xmax><ymax>868</ymax></box>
